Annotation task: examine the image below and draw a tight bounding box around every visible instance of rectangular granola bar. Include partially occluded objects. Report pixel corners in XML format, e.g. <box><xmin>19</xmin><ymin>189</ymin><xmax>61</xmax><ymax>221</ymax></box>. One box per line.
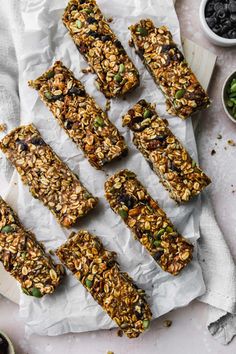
<box><xmin>129</xmin><ymin>20</ymin><xmax>210</xmax><ymax>119</ymax></box>
<box><xmin>62</xmin><ymin>0</ymin><xmax>140</xmax><ymax>98</ymax></box>
<box><xmin>104</xmin><ymin>170</ymin><xmax>193</xmax><ymax>275</ymax></box>
<box><xmin>0</xmin><ymin>197</ymin><xmax>64</xmax><ymax>297</ymax></box>
<box><xmin>56</xmin><ymin>230</ymin><xmax>152</xmax><ymax>338</ymax></box>
<box><xmin>0</xmin><ymin>124</ymin><xmax>98</xmax><ymax>228</ymax></box>
<box><xmin>122</xmin><ymin>100</ymin><xmax>211</xmax><ymax>202</ymax></box>
<box><xmin>28</xmin><ymin>61</ymin><xmax>128</xmax><ymax>169</ymax></box>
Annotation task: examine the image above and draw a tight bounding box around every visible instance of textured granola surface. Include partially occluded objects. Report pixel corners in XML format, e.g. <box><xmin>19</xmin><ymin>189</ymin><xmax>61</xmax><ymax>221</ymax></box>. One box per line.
<box><xmin>0</xmin><ymin>197</ymin><xmax>64</xmax><ymax>297</ymax></box>
<box><xmin>104</xmin><ymin>170</ymin><xmax>193</xmax><ymax>275</ymax></box>
<box><xmin>63</xmin><ymin>0</ymin><xmax>139</xmax><ymax>98</ymax></box>
<box><xmin>129</xmin><ymin>19</ymin><xmax>210</xmax><ymax>119</ymax></box>
<box><xmin>29</xmin><ymin>61</ymin><xmax>128</xmax><ymax>169</ymax></box>
<box><xmin>122</xmin><ymin>100</ymin><xmax>211</xmax><ymax>202</ymax></box>
<box><xmin>0</xmin><ymin>124</ymin><xmax>98</xmax><ymax>228</ymax></box>
<box><xmin>56</xmin><ymin>230</ymin><xmax>152</xmax><ymax>338</ymax></box>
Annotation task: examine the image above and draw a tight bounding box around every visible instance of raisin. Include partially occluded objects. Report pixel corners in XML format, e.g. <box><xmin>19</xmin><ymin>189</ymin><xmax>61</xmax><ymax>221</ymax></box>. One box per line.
<box><xmin>16</xmin><ymin>139</ymin><xmax>28</xmax><ymax>151</ymax></box>
<box><xmin>68</xmin><ymin>87</ymin><xmax>86</xmax><ymax>96</ymax></box>
<box><xmin>101</xmin><ymin>34</ymin><xmax>112</xmax><ymax>42</ymax></box>
<box><xmin>118</xmin><ymin>194</ymin><xmax>136</xmax><ymax>209</ymax></box>
<box><xmin>88</xmin><ymin>30</ymin><xmax>100</xmax><ymax>38</ymax></box>
<box><xmin>153</xmin><ymin>250</ymin><xmax>164</xmax><ymax>261</ymax></box>
<box><xmin>87</xmin><ymin>17</ymin><xmax>98</xmax><ymax>24</ymax></box>
<box><xmin>30</xmin><ymin>137</ymin><xmax>45</xmax><ymax>146</ymax></box>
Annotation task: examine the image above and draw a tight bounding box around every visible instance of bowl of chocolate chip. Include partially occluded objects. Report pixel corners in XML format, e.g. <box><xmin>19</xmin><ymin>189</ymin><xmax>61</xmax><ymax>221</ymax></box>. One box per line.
<box><xmin>0</xmin><ymin>332</ymin><xmax>15</xmax><ymax>354</ymax></box>
<box><xmin>200</xmin><ymin>0</ymin><xmax>236</xmax><ymax>46</ymax></box>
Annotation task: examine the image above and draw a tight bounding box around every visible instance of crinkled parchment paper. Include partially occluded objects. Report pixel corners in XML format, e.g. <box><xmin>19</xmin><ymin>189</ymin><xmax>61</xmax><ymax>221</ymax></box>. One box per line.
<box><xmin>2</xmin><ymin>0</ymin><xmax>205</xmax><ymax>335</ymax></box>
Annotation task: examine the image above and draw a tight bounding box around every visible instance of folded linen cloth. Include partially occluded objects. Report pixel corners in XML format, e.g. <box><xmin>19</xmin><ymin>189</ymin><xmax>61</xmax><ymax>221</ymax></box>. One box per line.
<box><xmin>0</xmin><ymin>0</ymin><xmax>235</xmax><ymax>345</ymax></box>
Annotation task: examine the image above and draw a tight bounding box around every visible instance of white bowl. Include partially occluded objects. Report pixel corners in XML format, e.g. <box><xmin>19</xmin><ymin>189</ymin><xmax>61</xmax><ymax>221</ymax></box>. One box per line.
<box><xmin>222</xmin><ymin>70</ymin><xmax>236</xmax><ymax>124</ymax></box>
<box><xmin>199</xmin><ymin>0</ymin><xmax>236</xmax><ymax>47</ymax></box>
<box><xmin>0</xmin><ymin>331</ymin><xmax>15</xmax><ymax>354</ymax></box>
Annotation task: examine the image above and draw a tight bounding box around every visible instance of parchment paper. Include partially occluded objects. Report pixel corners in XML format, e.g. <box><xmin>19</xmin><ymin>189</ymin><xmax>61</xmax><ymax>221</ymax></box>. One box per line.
<box><xmin>3</xmin><ymin>0</ymin><xmax>206</xmax><ymax>335</ymax></box>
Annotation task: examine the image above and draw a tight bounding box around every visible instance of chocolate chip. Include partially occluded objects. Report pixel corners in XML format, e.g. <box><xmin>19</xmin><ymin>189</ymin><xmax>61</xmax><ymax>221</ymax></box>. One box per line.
<box><xmin>31</xmin><ymin>137</ymin><xmax>45</xmax><ymax>146</ymax></box>
<box><xmin>65</xmin><ymin>120</ymin><xmax>73</xmax><ymax>129</ymax></box>
<box><xmin>153</xmin><ymin>250</ymin><xmax>164</xmax><ymax>261</ymax></box>
<box><xmin>88</xmin><ymin>30</ymin><xmax>100</xmax><ymax>38</ymax></box>
<box><xmin>118</xmin><ymin>194</ymin><xmax>136</xmax><ymax>209</ymax></box>
<box><xmin>16</xmin><ymin>139</ymin><xmax>28</xmax><ymax>151</ymax></box>
<box><xmin>87</xmin><ymin>17</ymin><xmax>98</xmax><ymax>24</ymax></box>
<box><xmin>68</xmin><ymin>87</ymin><xmax>86</xmax><ymax>96</ymax></box>
<box><xmin>101</xmin><ymin>35</ymin><xmax>112</xmax><ymax>42</ymax></box>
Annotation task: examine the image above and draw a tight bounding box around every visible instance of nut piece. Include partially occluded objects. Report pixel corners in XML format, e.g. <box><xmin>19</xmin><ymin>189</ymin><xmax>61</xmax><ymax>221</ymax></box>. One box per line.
<box><xmin>104</xmin><ymin>169</ymin><xmax>193</xmax><ymax>275</ymax></box>
<box><xmin>28</xmin><ymin>61</ymin><xmax>128</xmax><ymax>169</ymax></box>
<box><xmin>122</xmin><ymin>100</ymin><xmax>211</xmax><ymax>202</ymax></box>
<box><xmin>62</xmin><ymin>0</ymin><xmax>140</xmax><ymax>98</ymax></box>
<box><xmin>56</xmin><ymin>230</ymin><xmax>152</xmax><ymax>339</ymax></box>
<box><xmin>0</xmin><ymin>124</ymin><xmax>98</xmax><ymax>227</ymax></box>
<box><xmin>129</xmin><ymin>19</ymin><xmax>210</xmax><ymax>119</ymax></box>
<box><xmin>0</xmin><ymin>197</ymin><xmax>64</xmax><ymax>297</ymax></box>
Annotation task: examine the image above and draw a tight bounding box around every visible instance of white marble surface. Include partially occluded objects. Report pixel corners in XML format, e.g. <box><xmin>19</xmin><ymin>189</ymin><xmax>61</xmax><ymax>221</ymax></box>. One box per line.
<box><xmin>0</xmin><ymin>0</ymin><xmax>236</xmax><ymax>353</ymax></box>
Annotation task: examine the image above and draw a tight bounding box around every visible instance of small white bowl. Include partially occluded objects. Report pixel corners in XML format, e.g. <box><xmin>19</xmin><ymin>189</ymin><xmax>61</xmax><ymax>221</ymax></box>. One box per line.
<box><xmin>0</xmin><ymin>331</ymin><xmax>15</xmax><ymax>354</ymax></box>
<box><xmin>222</xmin><ymin>70</ymin><xmax>236</xmax><ymax>124</ymax></box>
<box><xmin>199</xmin><ymin>0</ymin><xmax>236</xmax><ymax>47</ymax></box>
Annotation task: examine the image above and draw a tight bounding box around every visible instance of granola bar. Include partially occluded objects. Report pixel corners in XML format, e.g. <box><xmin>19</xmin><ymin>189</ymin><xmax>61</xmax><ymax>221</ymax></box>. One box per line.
<box><xmin>28</xmin><ymin>61</ymin><xmax>128</xmax><ymax>169</ymax></box>
<box><xmin>0</xmin><ymin>197</ymin><xmax>64</xmax><ymax>297</ymax></box>
<box><xmin>122</xmin><ymin>100</ymin><xmax>211</xmax><ymax>202</ymax></box>
<box><xmin>104</xmin><ymin>170</ymin><xmax>193</xmax><ymax>275</ymax></box>
<box><xmin>0</xmin><ymin>124</ymin><xmax>98</xmax><ymax>228</ymax></box>
<box><xmin>62</xmin><ymin>0</ymin><xmax>140</xmax><ymax>98</ymax></box>
<box><xmin>129</xmin><ymin>19</ymin><xmax>210</xmax><ymax>119</ymax></box>
<box><xmin>56</xmin><ymin>230</ymin><xmax>152</xmax><ymax>338</ymax></box>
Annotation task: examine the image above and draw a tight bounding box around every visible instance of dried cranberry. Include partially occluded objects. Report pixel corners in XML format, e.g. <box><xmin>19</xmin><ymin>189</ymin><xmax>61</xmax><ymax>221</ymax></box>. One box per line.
<box><xmin>77</xmin><ymin>43</ymin><xmax>88</xmax><ymax>54</ymax></box>
<box><xmin>31</xmin><ymin>137</ymin><xmax>45</xmax><ymax>146</ymax></box>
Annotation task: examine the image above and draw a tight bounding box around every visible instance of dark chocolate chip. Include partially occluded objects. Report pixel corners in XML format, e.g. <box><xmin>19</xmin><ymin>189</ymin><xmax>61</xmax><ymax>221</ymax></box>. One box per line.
<box><xmin>87</xmin><ymin>17</ymin><xmax>98</xmax><ymax>24</ymax></box>
<box><xmin>118</xmin><ymin>194</ymin><xmax>136</xmax><ymax>209</ymax></box>
<box><xmin>88</xmin><ymin>30</ymin><xmax>100</xmax><ymax>38</ymax></box>
<box><xmin>101</xmin><ymin>34</ymin><xmax>112</xmax><ymax>42</ymax></box>
<box><xmin>30</xmin><ymin>137</ymin><xmax>45</xmax><ymax>146</ymax></box>
<box><xmin>65</xmin><ymin>120</ymin><xmax>73</xmax><ymax>129</ymax></box>
<box><xmin>114</xmin><ymin>39</ymin><xmax>123</xmax><ymax>48</ymax></box>
<box><xmin>16</xmin><ymin>139</ymin><xmax>28</xmax><ymax>151</ymax></box>
<box><xmin>153</xmin><ymin>250</ymin><xmax>164</xmax><ymax>261</ymax></box>
<box><xmin>68</xmin><ymin>87</ymin><xmax>86</xmax><ymax>96</ymax></box>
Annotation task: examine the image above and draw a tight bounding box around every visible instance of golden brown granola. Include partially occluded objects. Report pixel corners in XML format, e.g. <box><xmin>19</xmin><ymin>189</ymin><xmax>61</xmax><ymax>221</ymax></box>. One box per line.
<box><xmin>56</xmin><ymin>230</ymin><xmax>152</xmax><ymax>338</ymax></box>
<box><xmin>0</xmin><ymin>124</ymin><xmax>98</xmax><ymax>228</ymax></box>
<box><xmin>29</xmin><ymin>61</ymin><xmax>128</xmax><ymax>169</ymax></box>
<box><xmin>122</xmin><ymin>100</ymin><xmax>211</xmax><ymax>202</ymax></box>
<box><xmin>104</xmin><ymin>170</ymin><xmax>193</xmax><ymax>275</ymax></box>
<box><xmin>0</xmin><ymin>197</ymin><xmax>64</xmax><ymax>297</ymax></box>
<box><xmin>129</xmin><ymin>20</ymin><xmax>210</xmax><ymax>119</ymax></box>
<box><xmin>63</xmin><ymin>0</ymin><xmax>139</xmax><ymax>98</ymax></box>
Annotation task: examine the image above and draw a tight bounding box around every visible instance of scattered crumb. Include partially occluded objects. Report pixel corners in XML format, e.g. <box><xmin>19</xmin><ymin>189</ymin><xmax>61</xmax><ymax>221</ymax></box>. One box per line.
<box><xmin>228</xmin><ymin>139</ymin><xmax>236</xmax><ymax>146</ymax></box>
<box><xmin>163</xmin><ymin>320</ymin><xmax>172</xmax><ymax>328</ymax></box>
<box><xmin>107</xmin><ymin>352</ymin><xmax>114</xmax><ymax>354</ymax></box>
<box><xmin>202</xmin><ymin>258</ymin><xmax>205</xmax><ymax>262</ymax></box>
<box><xmin>211</xmin><ymin>149</ymin><xmax>216</xmax><ymax>155</ymax></box>
<box><xmin>117</xmin><ymin>329</ymin><xmax>123</xmax><ymax>337</ymax></box>
<box><xmin>49</xmin><ymin>249</ymin><xmax>55</xmax><ymax>255</ymax></box>
<box><xmin>217</xmin><ymin>133</ymin><xmax>222</xmax><ymax>140</ymax></box>
<box><xmin>0</xmin><ymin>123</ymin><xmax>7</xmax><ymax>132</ymax></box>
<box><xmin>233</xmin><ymin>190</ymin><xmax>235</xmax><ymax>194</ymax></box>
<box><xmin>224</xmin><ymin>147</ymin><xmax>227</xmax><ymax>150</ymax></box>
<box><xmin>105</xmin><ymin>99</ymin><xmax>111</xmax><ymax>112</ymax></box>
<box><xmin>215</xmin><ymin>143</ymin><xmax>217</xmax><ymax>146</ymax></box>
<box><xmin>107</xmin><ymin>17</ymin><xmax>113</xmax><ymax>22</ymax></box>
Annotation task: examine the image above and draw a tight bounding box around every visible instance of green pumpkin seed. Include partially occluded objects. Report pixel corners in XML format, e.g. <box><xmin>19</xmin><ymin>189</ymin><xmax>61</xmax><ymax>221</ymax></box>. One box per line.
<box><xmin>143</xmin><ymin>320</ymin><xmax>150</xmax><ymax>329</ymax></box>
<box><xmin>153</xmin><ymin>240</ymin><xmax>162</xmax><ymax>247</ymax></box>
<box><xmin>44</xmin><ymin>91</ymin><xmax>53</xmax><ymax>100</ymax></box>
<box><xmin>137</xmin><ymin>27</ymin><xmax>148</xmax><ymax>36</ymax></box>
<box><xmin>229</xmin><ymin>92</ymin><xmax>236</xmax><ymax>98</ymax></box>
<box><xmin>45</xmin><ymin>71</ymin><xmax>54</xmax><ymax>79</ymax></box>
<box><xmin>143</xmin><ymin>109</ymin><xmax>152</xmax><ymax>119</ymax></box>
<box><xmin>175</xmin><ymin>89</ymin><xmax>186</xmax><ymax>99</ymax></box>
<box><xmin>154</xmin><ymin>228</ymin><xmax>165</xmax><ymax>238</ymax></box>
<box><xmin>76</xmin><ymin>20</ymin><xmax>82</xmax><ymax>28</ymax></box>
<box><xmin>1</xmin><ymin>225</ymin><xmax>14</xmax><ymax>233</ymax></box>
<box><xmin>119</xmin><ymin>64</ymin><xmax>125</xmax><ymax>73</ymax></box>
<box><xmin>22</xmin><ymin>287</ymin><xmax>30</xmax><ymax>296</ymax></box>
<box><xmin>94</xmin><ymin>116</ymin><xmax>104</xmax><ymax>127</ymax></box>
<box><xmin>81</xmin><ymin>8</ymin><xmax>93</xmax><ymax>14</ymax></box>
<box><xmin>114</xmin><ymin>73</ymin><xmax>122</xmax><ymax>83</ymax></box>
<box><xmin>227</xmin><ymin>99</ymin><xmax>234</xmax><ymax>108</ymax></box>
<box><xmin>166</xmin><ymin>226</ymin><xmax>173</xmax><ymax>233</ymax></box>
<box><xmin>31</xmin><ymin>287</ymin><xmax>43</xmax><ymax>298</ymax></box>
<box><xmin>118</xmin><ymin>209</ymin><xmax>128</xmax><ymax>219</ymax></box>
<box><xmin>85</xmin><ymin>278</ymin><xmax>93</xmax><ymax>288</ymax></box>
<box><xmin>230</xmin><ymin>83</ymin><xmax>236</xmax><ymax>93</ymax></box>
<box><xmin>192</xmin><ymin>160</ymin><xmax>197</xmax><ymax>167</ymax></box>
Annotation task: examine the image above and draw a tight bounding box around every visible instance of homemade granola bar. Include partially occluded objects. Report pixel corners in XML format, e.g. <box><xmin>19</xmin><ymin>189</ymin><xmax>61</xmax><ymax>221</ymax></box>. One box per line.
<box><xmin>0</xmin><ymin>197</ymin><xmax>64</xmax><ymax>297</ymax></box>
<box><xmin>0</xmin><ymin>125</ymin><xmax>98</xmax><ymax>228</ymax></box>
<box><xmin>63</xmin><ymin>0</ymin><xmax>140</xmax><ymax>98</ymax></box>
<box><xmin>56</xmin><ymin>230</ymin><xmax>152</xmax><ymax>338</ymax></box>
<box><xmin>122</xmin><ymin>100</ymin><xmax>211</xmax><ymax>202</ymax></box>
<box><xmin>104</xmin><ymin>170</ymin><xmax>193</xmax><ymax>275</ymax></box>
<box><xmin>29</xmin><ymin>61</ymin><xmax>128</xmax><ymax>169</ymax></box>
<box><xmin>129</xmin><ymin>19</ymin><xmax>210</xmax><ymax>119</ymax></box>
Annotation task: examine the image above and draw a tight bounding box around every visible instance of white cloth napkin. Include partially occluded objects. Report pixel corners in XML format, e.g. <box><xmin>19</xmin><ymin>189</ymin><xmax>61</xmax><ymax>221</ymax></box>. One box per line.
<box><xmin>0</xmin><ymin>0</ymin><xmax>235</xmax><ymax>345</ymax></box>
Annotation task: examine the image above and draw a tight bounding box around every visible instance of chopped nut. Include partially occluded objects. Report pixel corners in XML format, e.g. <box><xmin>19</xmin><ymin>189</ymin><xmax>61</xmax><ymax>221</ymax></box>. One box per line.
<box><xmin>0</xmin><ymin>123</ymin><xmax>7</xmax><ymax>132</ymax></box>
<box><xmin>228</xmin><ymin>139</ymin><xmax>236</xmax><ymax>146</ymax></box>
